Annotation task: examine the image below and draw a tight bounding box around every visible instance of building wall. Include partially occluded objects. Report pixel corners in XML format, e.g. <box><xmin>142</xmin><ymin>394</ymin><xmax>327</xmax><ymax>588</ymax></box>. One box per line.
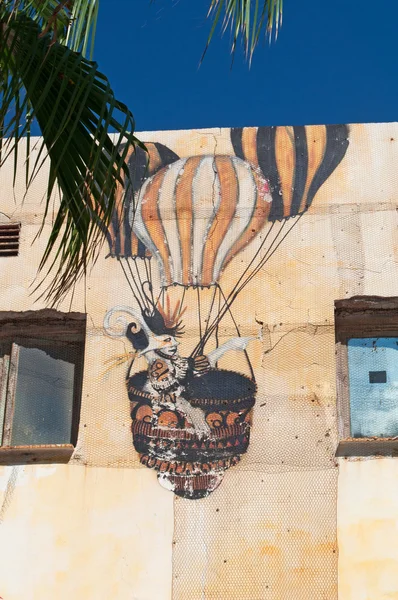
<box><xmin>0</xmin><ymin>466</ymin><xmax>173</xmax><ymax>600</ymax></box>
<box><xmin>338</xmin><ymin>459</ymin><xmax>398</xmax><ymax>600</ymax></box>
<box><xmin>0</xmin><ymin>123</ymin><xmax>397</xmax><ymax>599</ymax></box>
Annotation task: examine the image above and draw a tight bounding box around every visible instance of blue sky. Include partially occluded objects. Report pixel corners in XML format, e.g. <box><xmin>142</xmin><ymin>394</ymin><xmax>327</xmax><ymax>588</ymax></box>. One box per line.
<box><xmin>95</xmin><ymin>0</ymin><xmax>398</xmax><ymax>132</ymax></box>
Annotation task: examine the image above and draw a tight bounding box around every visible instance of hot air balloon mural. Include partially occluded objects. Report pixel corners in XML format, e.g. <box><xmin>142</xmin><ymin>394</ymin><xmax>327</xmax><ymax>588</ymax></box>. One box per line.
<box><xmin>104</xmin><ymin>125</ymin><xmax>349</xmax><ymax>499</ymax></box>
<box><xmin>133</xmin><ymin>155</ymin><xmax>271</xmax><ymax>287</ymax></box>
<box><xmin>195</xmin><ymin>124</ymin><xmax>350</xmax><ymax>355</ymax></box>
<box><xmin>231</xmin><ymin>124</ymin><xmax>349</xmax><ymax>220</ymax></box>
<box><xmin>106</xmin><ymin>141</ymin><xmax>179</xmax><ymax>306</ymax></box>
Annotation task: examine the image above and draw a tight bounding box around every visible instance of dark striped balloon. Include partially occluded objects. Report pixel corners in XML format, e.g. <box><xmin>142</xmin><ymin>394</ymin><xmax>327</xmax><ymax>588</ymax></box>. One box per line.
<box><xmin>106</xmin><ymin>142</ymin><xmax>179</xmax><ymax>258</ymax></box>
<box><xmin>231</xmin><ymin>125</ymin><xmax>349</xmax><ymax>221</ymax></box>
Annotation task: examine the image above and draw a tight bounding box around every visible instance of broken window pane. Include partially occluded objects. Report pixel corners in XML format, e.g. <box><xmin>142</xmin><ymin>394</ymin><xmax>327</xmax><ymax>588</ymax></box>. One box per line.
<box><xmin>0</xmin><ymin>355</ymin><xmax>10</xmax><ymax>445</ymax></box>
<box><xmin>11</xmin><ymin>345</ymin><xmax>75</xmax><ymax>445</ymax></box>
<box><xmin>348</xmin><ymin>337</ymin><xmax>398</xmax><ymax>438</ymax></box>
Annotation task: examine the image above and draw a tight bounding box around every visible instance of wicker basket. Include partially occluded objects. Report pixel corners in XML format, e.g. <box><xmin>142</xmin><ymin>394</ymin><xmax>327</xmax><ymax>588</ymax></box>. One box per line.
<box><xmin>127</xmin><ymin>369</ymin><xmax>256</xmax><ymax>499</ymax></box>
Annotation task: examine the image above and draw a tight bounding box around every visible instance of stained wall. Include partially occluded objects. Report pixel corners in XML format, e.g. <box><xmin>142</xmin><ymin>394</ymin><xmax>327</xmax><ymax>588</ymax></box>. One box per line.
<box><xmin>0</xmin><ymin>123</ymin><xmax>397</xmax><ymax>599</ymax></box>
<box><xmin>338</xmin><ymin>458</ymin><xmax>398</xmax><ymax>600</ymax></box>
<box><xmin>0</xmin><ymin>466</ymin><xmax>174</xmax><ymax>600</ymax></box>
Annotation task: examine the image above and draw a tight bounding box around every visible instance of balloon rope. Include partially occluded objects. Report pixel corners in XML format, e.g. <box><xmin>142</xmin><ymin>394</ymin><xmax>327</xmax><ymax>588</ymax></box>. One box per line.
<box><xmin>225</xmin><ymin>215</ymin><xmax>303</xmax><ymax>316</ymax></box>
<box><xmin>226</xmin><ymin>222</ymin><xmax>281</xmax><ymax>304</ymax></box>
<box><xmin>144</xmin><ymin>258</ymin><xmax>155</xmax><ymax>305</ymax></box>
<box><xmin>177</xmin><ymin>287</ymin><xmax>186</xmax><ymax>318</ymax></box>
<box><xmin>125</xmin><ymin>258</ymin><xmax>147</xmax><ymax>309</ymax></box>
<box><xmin>132</xmin><ymin>260</ymin><xmax>150</xmax><ymax>309</ymax></box>
<box><xmin>155</xmin><ymin>287</ymin><xmax>164</xmax><ymax>309</ymax></box>
<box><xmin>234</xmin><ymin>214</ymin><xmax>303</xmax><ymax>294</ymax></box>
<box><xmin>118</xmin><ymin>259</ymin><xmax>143</xmax><ymax>310</ymax></box>
<box><xmin>215</xmin><ymin>287</ymin><xmax>221</xmax><ymax>348</ymax></box>
<box><xmin>193</xmin><ymin>284</ymin><xmax>255</xmax><ymax>380</ymax></box>
<box><xmin>194</xmin><ymin>215</ymin><xmax>303</xmax><ymax>354</ymax></box>
<box><xmin>191</xmin><ymin>222</ymin><xmax>277</xmax><ymax>355</ymax></box>
<box><xmin>205</xmin><ymin>222</ymin><xmax>285</xmax><ymax>346</ymax></box>
<box><xmin>148</xmin><ymin>259</ymin><xmax>153</xmax><ymax>289</ymax></box>
<box><xmin>215</xmin><ymin>286</ymin><xmax>221</xmax><ymax>360</ymax></box>
<box><xmin>197</xmin><ymin>286</ymin><xmax>202</xmax><ymax>341</ymax></box>
<box><xmin>134</xmin><ymin>259</ymin><xmax>145</xmax><ymax>292</ymax></box>
<box><xmin>207</xmin><ymin>221</ymin><xmax>287</xmax><ymax>342</ymax></box>
<box><xmin>231</xmin><ymin>224</ymin><xmax>287</xmax><ymax>298</ymax></box>
<box><xmin>124</xmin><ymin>258</ymin><xmax>142</xmax><ymax>305</ymax></box>
<box><xmin>203</xmin><ymin>285</ymin><xmax>218</xmax><ymax>340</ymax></box>
<box><xmin>219</xmin><ymin>285</ymin><xmax>255</xmax><ymax>381</ymax></box>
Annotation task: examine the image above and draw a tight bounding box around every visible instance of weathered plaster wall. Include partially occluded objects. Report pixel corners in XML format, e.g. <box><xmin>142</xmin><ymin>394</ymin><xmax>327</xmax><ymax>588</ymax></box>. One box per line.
<box><xmin>0</xmin><ymin>123</ymin><xmax>397</xmax><ymax>599</ymax></box>
<box><xmin>338</xmin><ymin>459</ymin><xmax>398</xmax><ymax>600</ymax></box>
<box><xmin>173</xmin><ymin>469</ymin><xmax>338</xmax><ymax>600</ymax></box>
<box><xmin>0</xmin><ymin>465</ymin><xmax>174</xmax><ymax>600</ymax></box>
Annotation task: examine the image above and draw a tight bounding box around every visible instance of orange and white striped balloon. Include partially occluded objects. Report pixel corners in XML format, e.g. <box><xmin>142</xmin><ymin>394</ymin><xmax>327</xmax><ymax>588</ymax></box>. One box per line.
<box><xmin>131</xmin><ymin>155</ymin><xmax>272</xmax><ymax>287</ymax></box>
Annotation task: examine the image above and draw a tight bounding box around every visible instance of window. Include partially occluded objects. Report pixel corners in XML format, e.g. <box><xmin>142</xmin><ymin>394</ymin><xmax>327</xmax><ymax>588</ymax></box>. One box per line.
<box><xmin>335</xmin><ymin>296</ymin><xmax>398</xmax><ymax>456</ymax></box>
<box><xmin>0</xmin><ymin>310</ymin><xmax>86</xmax><ymax>464</ymax></box>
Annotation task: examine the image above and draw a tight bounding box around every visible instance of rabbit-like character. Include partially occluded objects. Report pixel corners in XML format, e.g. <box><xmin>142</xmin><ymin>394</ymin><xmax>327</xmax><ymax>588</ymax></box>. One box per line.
<box><xmin>104</xmin><ymin>304</ymin><xmax>258</xmax><ymax>439</ymax></box>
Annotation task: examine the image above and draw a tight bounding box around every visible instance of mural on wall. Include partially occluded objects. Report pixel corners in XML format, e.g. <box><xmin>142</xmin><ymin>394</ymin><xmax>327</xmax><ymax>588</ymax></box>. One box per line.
<box><xmin>104</xmin><ymin>125</ymin><xmax>349</xmax><ymax>499</ymax></box>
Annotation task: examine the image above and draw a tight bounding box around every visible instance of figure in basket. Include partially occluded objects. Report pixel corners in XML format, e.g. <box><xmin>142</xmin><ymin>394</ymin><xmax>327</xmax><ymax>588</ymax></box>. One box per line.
<box><xmin>104</xmin><ymin>127</ymin><xmax>349</xmax><ymax>498</ymax></box>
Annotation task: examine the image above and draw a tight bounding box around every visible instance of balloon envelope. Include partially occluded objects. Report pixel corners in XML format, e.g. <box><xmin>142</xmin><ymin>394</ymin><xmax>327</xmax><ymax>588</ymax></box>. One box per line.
<box><xmin>231</xmin><ymin>124</ymin><xmax>349</xmax><ymax>221</ymax></box>
<box><xmin>106</xmin><ymin>142</ymin><xmax>179</xmax><ymax>258</ymax></box>
<box><xmin>132</xmin><ymin>155</ymin><xmax>272</xmax><ymax>287</ymax></box>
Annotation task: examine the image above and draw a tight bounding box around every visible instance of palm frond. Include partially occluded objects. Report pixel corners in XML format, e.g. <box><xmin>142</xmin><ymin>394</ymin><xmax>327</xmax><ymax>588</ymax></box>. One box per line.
<box><xmin>0</xmin><ymin>10</ymin><xmax>145</xmax><ymax>304</ymax></box>
<box><xmin>65</xmin><ymin>0</ymin><xmax>99</xmax><ymax>58</ymax></box>
<box><xmin>3</xmin><ymin>0</ymin><xmax>98</xmax><ymax>58</ymax></box>
<box><xmin>204</xmin><ymin>0</ymin><xmax>283</xmax><ymax>61</ymax></box>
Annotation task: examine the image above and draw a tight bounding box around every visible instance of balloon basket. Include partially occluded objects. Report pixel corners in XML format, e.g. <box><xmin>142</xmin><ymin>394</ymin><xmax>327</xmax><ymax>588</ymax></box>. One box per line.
<box><xmin>128</xmin><ymin>369</ymin><xmax>256</xmax><ymax>499</ymax></box>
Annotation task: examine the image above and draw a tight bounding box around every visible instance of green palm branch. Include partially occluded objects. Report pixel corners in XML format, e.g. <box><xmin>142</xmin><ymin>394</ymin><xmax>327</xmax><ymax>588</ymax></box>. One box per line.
<box><xmin>0</xmin><ymin>1</ymin><xmax>283</xmax><ymax>304</ymax></box>
<box><xmin>205</xmin><ymin>0</ymin><xmax>283</xmax><ymax>61</ymax></box>
<box><xmin>0</xmin><ymin>0</ymin><xmax>144</xmax><ymax>304</ymax></box>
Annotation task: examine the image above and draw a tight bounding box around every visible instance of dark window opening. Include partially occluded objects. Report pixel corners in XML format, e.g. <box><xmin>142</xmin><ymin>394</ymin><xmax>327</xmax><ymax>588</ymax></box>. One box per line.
<box><xmin>369</xmin><ymin>370</ymin><xmax>387</xmax><ymax>384</ymax></box>
<box><xmin>0</xmin><ymin>310</ymin><xmax>86</xmax><ymax>464</ymax></box>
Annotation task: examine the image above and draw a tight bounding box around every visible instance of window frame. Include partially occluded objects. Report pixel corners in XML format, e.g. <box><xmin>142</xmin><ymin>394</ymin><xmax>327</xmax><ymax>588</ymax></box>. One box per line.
<box><xmin>335</xmin><ymin>296</ymin><xmax>398</xmax><ymax>456</ymax></box>
<box><xmin>0</xmin><ymin>309</ymin><xmax>86</xmax><ymax>465</ymax></box>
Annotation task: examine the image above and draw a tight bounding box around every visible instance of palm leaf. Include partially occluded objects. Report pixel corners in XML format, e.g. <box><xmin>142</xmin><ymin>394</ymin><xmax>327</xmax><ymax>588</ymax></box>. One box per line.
<box><xmin>204</xmin><ymin>0</ymin><xmax>283</xmax><ymax>61</ymax></box>
<box><xmin>3</xmin><ymin>0</ymin><xmax>98</xmax><ymax>57</ymax></box>
<box><xmin>0</xmin><ymin>8</ymin><xmax>144</xmax><ymax>304</ymax></box>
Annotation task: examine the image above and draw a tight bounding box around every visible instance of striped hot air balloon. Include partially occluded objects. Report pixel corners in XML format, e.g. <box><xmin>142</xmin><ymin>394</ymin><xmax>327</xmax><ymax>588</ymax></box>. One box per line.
<box><xmin>231</xmin><ymin>124</ymin><xmax>349</xmax><ymax>221</ymax></box>
<box><xmin>104</xmin><ymin>128</ymin><xmax>351</xmax><ymax>500</ymax></box>
<box><xmin>106</xmin><ymin>142</ymin><xmax>179</xmax><ymax>258</ymax></box>
<box><xmin>132</xmin><ymin>155</ymin><xmax>272</xmax><ymax>287</ymax></box>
